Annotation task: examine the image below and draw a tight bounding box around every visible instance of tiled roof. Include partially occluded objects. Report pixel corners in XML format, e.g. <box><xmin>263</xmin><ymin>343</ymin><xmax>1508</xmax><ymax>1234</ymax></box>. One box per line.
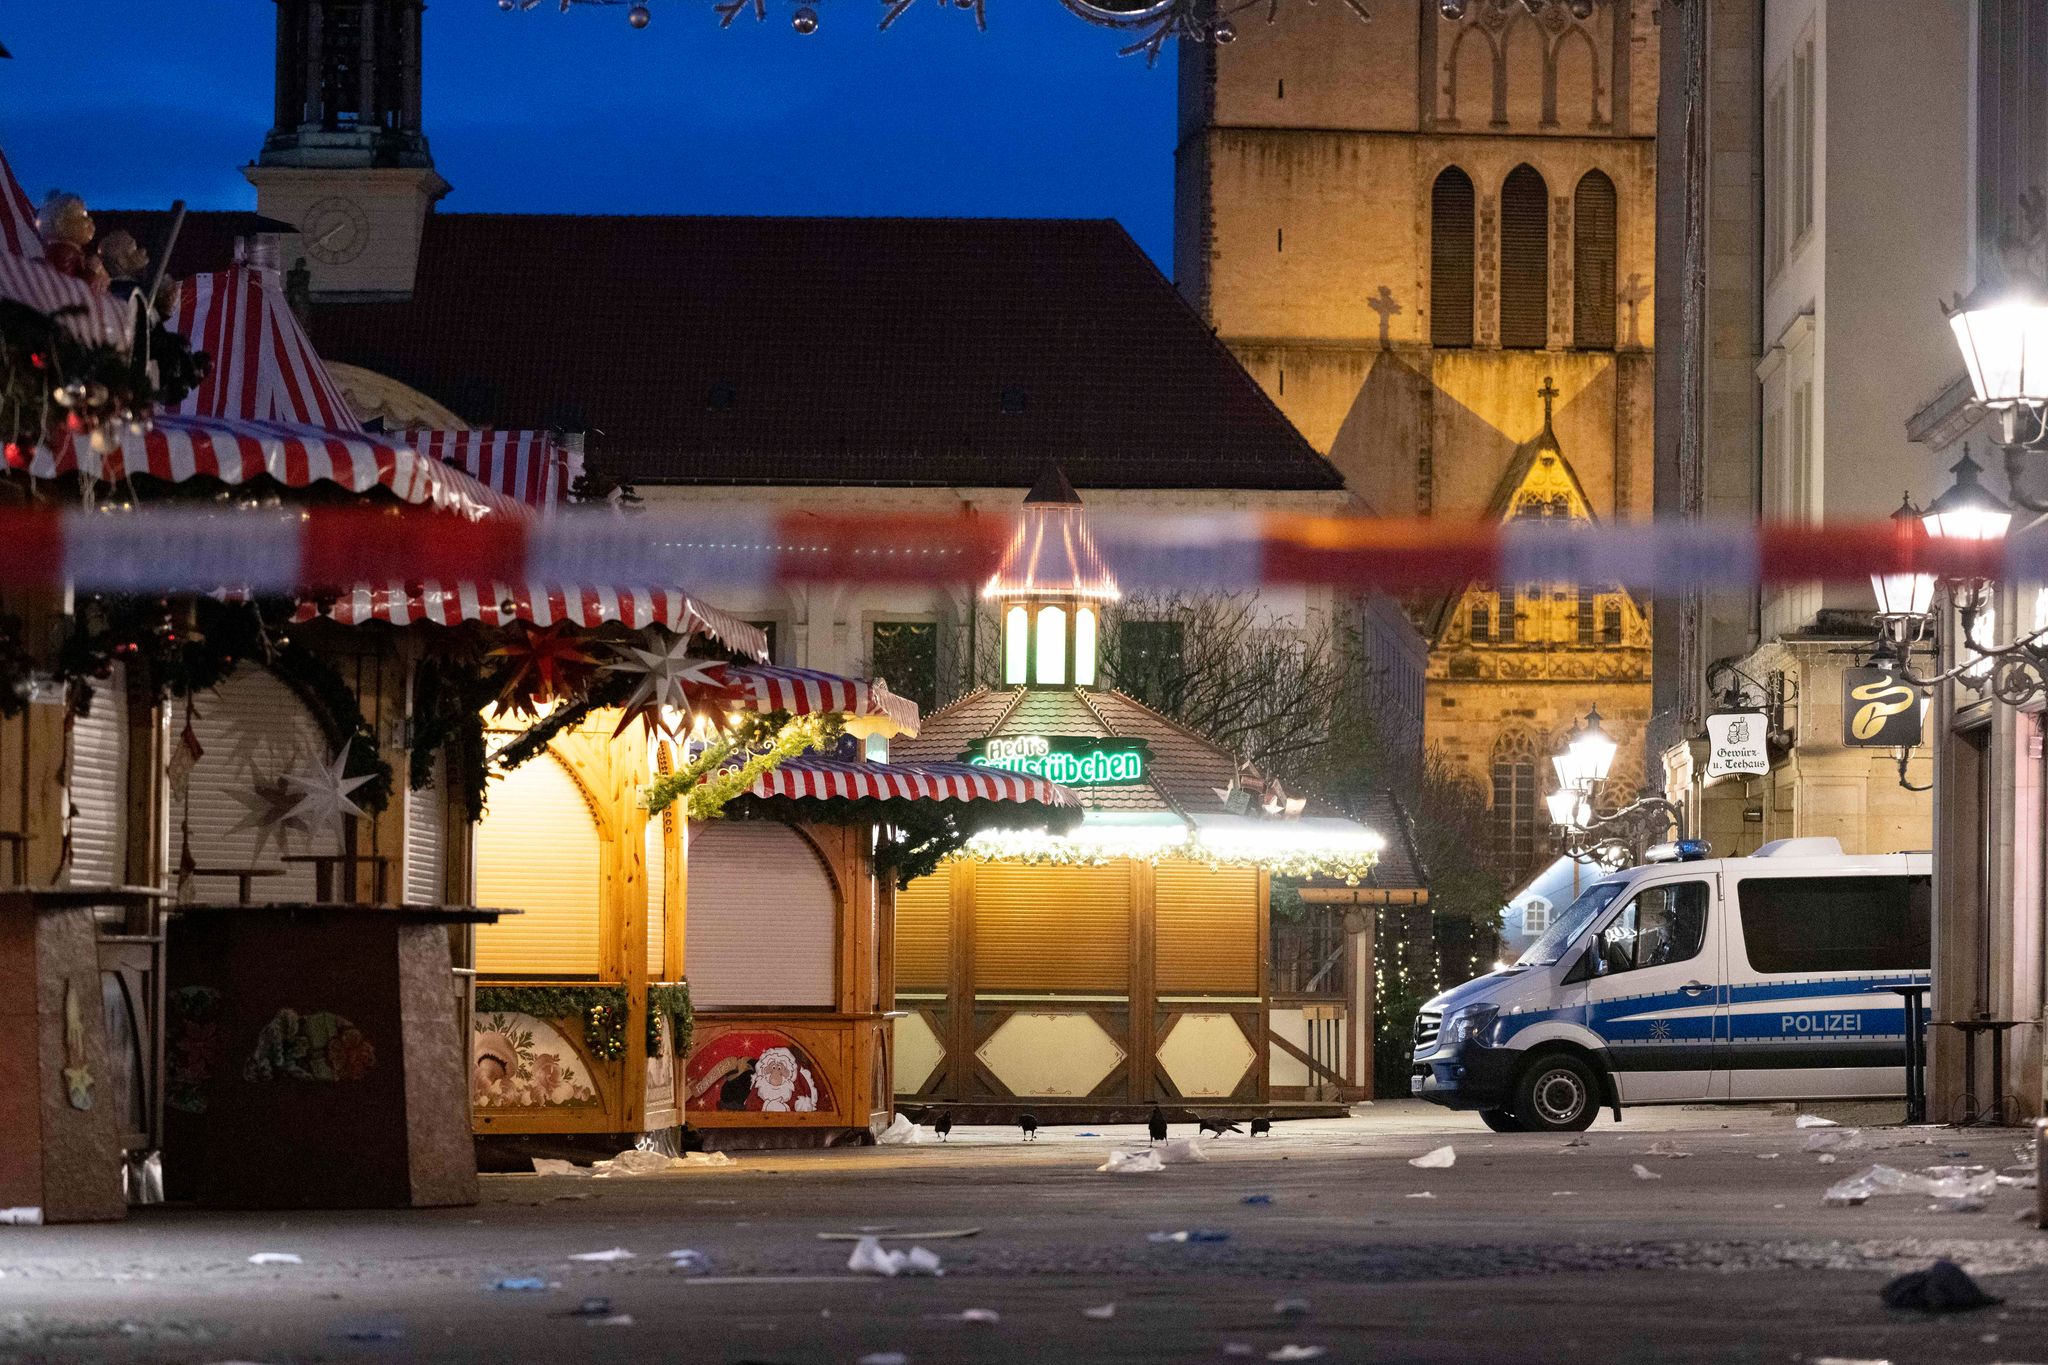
<box><xmin>102</xmin><ymin>211</ymin><xmax>1343</xmax><ymax>493</ymax></box>
<box><xmin>1352</xmin><ymin>789</ymin><xmax>1427</xmax><ymax>892</ymax></box>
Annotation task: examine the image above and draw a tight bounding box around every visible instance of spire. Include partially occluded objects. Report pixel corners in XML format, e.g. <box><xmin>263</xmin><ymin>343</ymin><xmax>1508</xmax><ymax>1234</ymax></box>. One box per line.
<box><xmin>261</xmin><ymin>0</ymin><xmax>432</xmax><ymax>171</ymax></box>
<box><xmin>1024</xmin><ymin>464</ymin><xmax>1082</xmax><ymax>507</ymax></box>
<box><xmin>985</xmin><ymin>475</ymin><xmax>1118</xmax><ymax>602</ymax></box>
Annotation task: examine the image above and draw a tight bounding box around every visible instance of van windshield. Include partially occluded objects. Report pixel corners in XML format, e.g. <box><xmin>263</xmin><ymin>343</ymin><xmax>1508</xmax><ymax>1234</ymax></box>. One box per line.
<box><xmin>1516</xmin><ymin>880</ymin><xmax>1626</xmax><ymax>967</ymax></box>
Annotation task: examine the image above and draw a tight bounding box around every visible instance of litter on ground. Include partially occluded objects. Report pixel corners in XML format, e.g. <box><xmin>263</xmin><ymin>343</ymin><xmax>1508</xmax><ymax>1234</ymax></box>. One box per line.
<box><xmin>246</xmin><ymin>1253</ymin><xmax>302</xmax><ymax>1266</ymax></box>
<box><xmin>847</xmin><ymin>1236</ymin><xmax>943</xmax><ymax>1277</ymax></box>
<box><xmin>1409</xmin><ymin>1145</ymin><xmax>1456</xmax><ymax>1169</ymax></box>
<box><xmin>488</xmin><ymin>1277</ymin><xmax>549</xmax><ymax>1292</ymax></box>
<box><xmin>875</xmin><ymin>1115</ymin><xmax>929</xmax><ymax>1146</ymax></box>
<box><xmin>1880</xmin><ymin>1259</ymin><xmax>2003</xmax><ymax>1313</ymax></box>
<box><xmin>1099</xmin><ymin>1150</ymin><xmax>1165</xmax><ymax>1175</ymax></box>
<box><xmin>1823</xmin><ymin>1164</ymin><xmax>1995</xmax><ymax>1209</ymax></box>
<box><xmin>568</xmin><ymin>1248</ymin><xmax>635</xmax><ymax>1263</ymax></box>
<box><xmin>1630</xmin><ymin>1164</ymin><xmax>1661</xmax><ymax>1181</ymax></box>
<box><xmin>1796</xmin><ymin>1115</ymin><xmax>1838</xmax><ymax>1128</ymax></box>
<box><xmin>1084</xmin><ymin>1304</ymin><xmax>1116</xmax><ymax>1320</ymax></box>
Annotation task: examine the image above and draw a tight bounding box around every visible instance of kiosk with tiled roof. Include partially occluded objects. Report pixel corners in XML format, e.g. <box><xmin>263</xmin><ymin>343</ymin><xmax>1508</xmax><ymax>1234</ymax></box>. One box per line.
<box><xmin>889</xmin><ymin>471</ymin><xmax>1388</xmax><ymax>1122</ymax></box>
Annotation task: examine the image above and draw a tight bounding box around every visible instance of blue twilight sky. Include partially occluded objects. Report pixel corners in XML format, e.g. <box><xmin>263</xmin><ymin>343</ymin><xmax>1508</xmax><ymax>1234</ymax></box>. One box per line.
<box><xmin>0</xmin><ymin>1</ymin><xmax>1179</xmax><ymax>265</ymax></box>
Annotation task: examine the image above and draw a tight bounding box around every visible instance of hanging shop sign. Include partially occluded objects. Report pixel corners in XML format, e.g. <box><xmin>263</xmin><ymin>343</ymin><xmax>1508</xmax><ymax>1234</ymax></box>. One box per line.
<box><xmin>1704</xmin><ymin>710</ymin><xmax>1769</xmax><ymax>780</ymax></box>
<box><xmin>964</xmin><ymin>735</ymin><xmax>1149</xmax><ymax>786</ymax></box>
<box><xmin>1843</xmin><ymin>667</ymin><xmax>1924</xmax><ymax>747</ymax></box>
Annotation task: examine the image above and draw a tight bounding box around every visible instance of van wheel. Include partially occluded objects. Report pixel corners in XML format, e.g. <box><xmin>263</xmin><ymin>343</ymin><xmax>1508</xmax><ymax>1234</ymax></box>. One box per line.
<box><xmin>1478</xmin><ymin>1108</ymin><xmax>1527</xmax><ymax>1133</ymax></box>
<box><xmin>1514</xmin><ymin>1055</ymin><xmax>1599</xmax><ymax>1132</ymax></box>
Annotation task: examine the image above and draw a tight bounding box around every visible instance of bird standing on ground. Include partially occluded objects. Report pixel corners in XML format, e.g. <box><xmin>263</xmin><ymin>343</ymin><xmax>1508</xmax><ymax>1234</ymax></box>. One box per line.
<box><xmin>1018</xmin><ymin>1113</ymin><xmax>1039</xmax><ymax>1142</ymax></box>
<box><xmin>1250</xmin><ymin>1118</ymin><xmax>1271</xmax><ymax>1137</ymax></box>
<box><xmin>1148</xmin><ymin>1105</ymin><xmax>1168</xmax><ymax>1145</ymax></box>
<box><xmin>1198</xmin><ymin>1116</ymin><xmax>1243</xmax><ymax>1138</ymax></box>
<box><xmin>933</xmin><ymin>1111</ymin><xmax>953</xmax><ymax>1141</ymax></box>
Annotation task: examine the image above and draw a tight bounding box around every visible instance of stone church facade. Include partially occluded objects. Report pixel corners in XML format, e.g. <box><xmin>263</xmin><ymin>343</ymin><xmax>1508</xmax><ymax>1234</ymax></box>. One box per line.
<box><xmin>1175</xmin><ymin>0</ymin><xmax>1659</xmax><ymax>885</ymax></box>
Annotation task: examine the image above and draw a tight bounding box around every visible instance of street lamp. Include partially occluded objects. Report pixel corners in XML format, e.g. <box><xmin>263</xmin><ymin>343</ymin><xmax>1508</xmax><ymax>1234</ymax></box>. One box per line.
<box><xmin>1921</xmin><ymin>448</ymin><xmax>2013</xmax><ymax>614</ymax></box>
<box><xmin>1544</xmin><ymin>707</ymin><xmax>1682</xmax><ymax>865</ymax></box>
<box><xmin>1946</xmin><ymin>273</ymin><xmax>2048</xmax><ymax>512</ymax></box>
<box><xmin>1871</xmin><ymin>494</ymin><xmax>1937</xmax><ymax>646</ymax></box>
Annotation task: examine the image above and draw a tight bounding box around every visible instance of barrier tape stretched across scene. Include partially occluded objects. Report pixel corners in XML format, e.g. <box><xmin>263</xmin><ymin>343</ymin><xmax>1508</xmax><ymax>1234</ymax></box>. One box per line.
<box><xmin>0</xmin><ymin>504</ymin><xmax>2033</xmax><ymax>595</ymax></box>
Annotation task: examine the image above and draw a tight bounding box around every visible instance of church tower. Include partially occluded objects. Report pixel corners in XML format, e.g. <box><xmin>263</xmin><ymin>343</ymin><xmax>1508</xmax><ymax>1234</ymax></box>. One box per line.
<box><xmin>246</xmin><ymin>0</ymin><xmax>449</xmax><ymax>299</ymax></box>
<box><xmin>1175</xmin><ymin>0</ymin><xmax>1657</xmax><ymax>887</ymax></box>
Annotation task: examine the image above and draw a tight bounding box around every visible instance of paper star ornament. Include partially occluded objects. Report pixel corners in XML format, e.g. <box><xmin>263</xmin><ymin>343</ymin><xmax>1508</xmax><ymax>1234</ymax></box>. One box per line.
<box><xmin>283</xmin><ymin>740</ymin><xmax>374</xmax><ymax>837</ymax></box>
<box><xmin>225</xmin><ymin>766</ymin><xmax>308</xmax><ymax>861</ymax></box>
<box><xmin>607</xmin><ymin>630</ymin><xmax>733</xmax><ymax>736</ymax></box>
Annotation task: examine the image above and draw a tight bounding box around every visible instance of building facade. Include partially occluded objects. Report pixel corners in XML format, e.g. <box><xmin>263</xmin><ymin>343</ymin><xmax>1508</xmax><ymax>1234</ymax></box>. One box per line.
<box><xmin>1653</xmin><ymin>0</ymin><xmax>1970</xmax><ymax>860</ymax></box>
<box><xmin>1176</xmin><ymin>0</ymin><xmax>1659</xmax><ymax>887</ymax></box>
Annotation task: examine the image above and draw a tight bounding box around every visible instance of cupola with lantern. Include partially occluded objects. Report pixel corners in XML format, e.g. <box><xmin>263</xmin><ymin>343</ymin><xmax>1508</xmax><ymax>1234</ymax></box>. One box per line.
<box><xmin>983</xmin><ymin>465</ymin><xmax>1119</xmax><ymax>689</ymax></box>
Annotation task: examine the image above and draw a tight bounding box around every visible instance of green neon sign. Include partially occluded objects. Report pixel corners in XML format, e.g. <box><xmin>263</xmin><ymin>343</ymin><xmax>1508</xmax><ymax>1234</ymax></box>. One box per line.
<box><xmin>964</xmin><ymin>734</ymin><xmax>1149</xmax><ymax>786</ymax></box>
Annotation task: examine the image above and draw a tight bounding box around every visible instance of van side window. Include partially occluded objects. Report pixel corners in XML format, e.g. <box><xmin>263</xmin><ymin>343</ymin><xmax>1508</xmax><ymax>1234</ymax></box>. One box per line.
<box><xmin>1597</xmin><ymin>882</ymin><xmax>1709</xmax><ymax>976</ymax></box>
<box><xmin>1736</xmin><ymin>874</ymin><xmax>1930</xmax><ymax>974</ymax></box>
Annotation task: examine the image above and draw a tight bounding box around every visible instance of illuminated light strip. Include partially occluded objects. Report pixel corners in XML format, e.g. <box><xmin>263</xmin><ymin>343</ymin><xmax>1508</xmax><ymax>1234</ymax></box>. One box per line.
<box><xmin>2</xmin><ymin>506</ymin><xmax>2037</xmax><ymax>594</ymax></box>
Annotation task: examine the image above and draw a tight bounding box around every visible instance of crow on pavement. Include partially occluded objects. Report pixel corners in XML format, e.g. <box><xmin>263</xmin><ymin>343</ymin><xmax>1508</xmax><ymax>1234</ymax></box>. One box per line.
<box><xmin>933</xmin><ymin>1111</ymin><xmax>953</xmax><ymax>1141</ymax></box>
<box><xmin>1148</xmin><ymin>1105</ymin><xmax>1168</xmax><ymax>1145</ymax></box>
<box><xmin>1250</xmin><ymin>1118</ymin><xmax>1271</xmax><ymax>1137</ymax></box>
<box><xmin>1018</xmin><ymin>1113</ymin><xmax>1039</xmax><ymax>1141</ymax></box>
<box><xmin>1198</xmin><ymin>1117</ymin><xmax>1243</xmax><ymax>1138</ymax></box>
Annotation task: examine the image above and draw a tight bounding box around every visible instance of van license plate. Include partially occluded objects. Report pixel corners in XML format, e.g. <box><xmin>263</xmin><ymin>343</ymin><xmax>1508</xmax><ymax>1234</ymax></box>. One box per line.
<box><xmin>1409</xmin><ymin>1074</ymin><xmax>1424</xmax><ymax>1095</ymax></box>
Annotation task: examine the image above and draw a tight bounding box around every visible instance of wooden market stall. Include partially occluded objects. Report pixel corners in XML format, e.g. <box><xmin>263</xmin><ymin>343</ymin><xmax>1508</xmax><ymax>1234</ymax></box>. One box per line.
<box><xmin>889</xmin><ymin>473</ymin><xmax>1388</xmax><ymax>1122</ymax></box>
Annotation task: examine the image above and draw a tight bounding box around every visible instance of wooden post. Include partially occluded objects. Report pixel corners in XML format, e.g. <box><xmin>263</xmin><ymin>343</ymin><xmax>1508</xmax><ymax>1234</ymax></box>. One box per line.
<box><xmin>1129</xmin><ymin>858</ymin><xmax>1155</xmax><ymax>1103</ymax></box>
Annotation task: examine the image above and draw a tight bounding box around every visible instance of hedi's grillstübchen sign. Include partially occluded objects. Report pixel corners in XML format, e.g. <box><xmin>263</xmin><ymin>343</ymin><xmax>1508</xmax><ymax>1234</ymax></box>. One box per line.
<box><xmin>964</xmin><ymin>735</ymin><xmax>1150</xmax><ymax>787</ymax></box>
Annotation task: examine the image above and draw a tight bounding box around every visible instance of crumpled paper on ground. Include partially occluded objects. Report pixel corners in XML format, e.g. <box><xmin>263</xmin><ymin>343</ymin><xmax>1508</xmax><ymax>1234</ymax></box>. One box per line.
<box><xmin>1409</xmin><ymin>1145</ymin><xmax>1455</xmax><ymax>1169</ymax></box>
<box><xmin>847</xmin><ymin>1235</ymin><xmax>942</xmax><ymax>1277</ymax></box>
<box><xmin>1099</xmin><ymin>1149</ymin><xmax>1165</xmax><ymax>1174</ymax></box>
<box><xmin>1823</xmin><ymin>1164</ymin><xmax>1996</xmax><ymax>1209</ymax></box>
<box><xmin>875</xmin><ymin>1115</ymin><xmax>929</xmax><ymax>1146</ymax></box>
<box><xmin>533</xmin><ymin>1150</ymin><xmax>735</xmax><ymax>1178</ymax></box>
<box><xmin>1159</xmin><ymin>1137</ymin><xmax>1209</xmax><ymax>1164</ymax></box>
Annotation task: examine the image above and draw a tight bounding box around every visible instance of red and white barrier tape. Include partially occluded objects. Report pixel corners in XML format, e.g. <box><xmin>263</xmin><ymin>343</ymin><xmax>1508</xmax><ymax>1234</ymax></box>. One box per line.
<box><xmin>0</xmin><ymin>505</ymin><xmax>2031</xmax><ymax>596</ymax></box>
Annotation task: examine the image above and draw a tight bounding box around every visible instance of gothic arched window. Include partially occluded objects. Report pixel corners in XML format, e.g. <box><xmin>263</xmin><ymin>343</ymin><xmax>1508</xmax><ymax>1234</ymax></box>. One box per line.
<box><xmin>1430</xmin><ymin>167</ymin><xmax>1476</xmax><ymax>349</ymax></box>
<box><xmin>1499</xmin><ymin>164</ymin><xmax>1549</xmax><ymax>349</ymax></box>
<box><xmin>1573</xmin><ymin>170</ymin><xmax>1618</xmax><ymax>349</ymax></box>
<box><xmin>1489</xmin><ymin>730</ymin><xmax>1542</xmax><ymax>878</ymax></box>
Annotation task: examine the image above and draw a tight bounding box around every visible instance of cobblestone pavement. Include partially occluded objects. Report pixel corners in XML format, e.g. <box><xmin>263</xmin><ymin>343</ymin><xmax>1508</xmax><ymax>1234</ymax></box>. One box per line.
<box><xmin>2</xmin><ymin>1104</ymin><xmax>2043</xmax><ymax>1364</ymax></box>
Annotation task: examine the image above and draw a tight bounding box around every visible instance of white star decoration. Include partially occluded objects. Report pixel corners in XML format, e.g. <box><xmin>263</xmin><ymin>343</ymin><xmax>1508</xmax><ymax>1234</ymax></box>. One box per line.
<box><xmin>225</xmin><ymin>766</ymin><xmax>308</xmax><ymax>860</ymax></box>
<box><xmin>281</xmin><ymin>740</ymin><xmax>374</xmax><ymax>837</ymax></box>
<box><xmin>608</xmin><ymin>630</ymin><xmax>730</xmax><ymax>735</ymax></box>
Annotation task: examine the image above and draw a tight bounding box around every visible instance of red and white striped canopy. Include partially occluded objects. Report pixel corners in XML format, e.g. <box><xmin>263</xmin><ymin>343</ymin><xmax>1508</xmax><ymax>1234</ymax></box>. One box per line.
<box><xmin>728</xmin><ymin>664</ymin><xmax>920</xmax><ymax>737</ymax></box>
<box><xmin>292</xmin><ymin>580</ymin><xmax>767</xmax><ymax>659</ymax></box>
<box><xmin>749</xmin><ymin>755</ymin><xmax>1078</xmax><ymax>808</ymax></box>
<box><xmin>173</xmin><ymin>266</ymin><xmax>362</xmax><ymax>431</ymax></box>
<box><xmin>29</xmin><ymin>412</ymin><xmax>528</xmax><ymax>520</ymax></box>
<box><xmin>0</xmin><ymin>249</ymin><xmax>132</xmax><ymax>347</ymax></box>
<box><xmin>404</xmin><ymin>429</ymin><xmax>582</xmax><ymax>511</ymax></box>
<box><xmin>0</xmin><ymin>144</ymin><xmax>38</xmax><ymax>258</ymax></box>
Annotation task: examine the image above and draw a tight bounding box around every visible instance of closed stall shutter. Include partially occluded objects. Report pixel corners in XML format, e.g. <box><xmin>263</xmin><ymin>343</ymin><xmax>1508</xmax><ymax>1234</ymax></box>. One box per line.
<box><xmin>474</xmin><ymin>753</ymin><xmax>602</xmax><ymax>976</ymax></box>
<box><xmin>894</xmin><ymin>864</ymin><xmax>951</xmax><ymax>990</ymax></box>
<box><xmin>1430</xmin><ymin>167</ymin><xmax>1476</xmax><ymax>348</ymax></box>
<box><xmin>646</xmin><ymin>807</ymin><xmax>668</xmax><ymax>979</ymax></box>
<box><xmin>973</xmin><ymin>862</ymin><xmax>1129</xmax><ymax>995</ymax></box>
<box><xmin>168</xmin><ymin>668</ymin><xmax>340</xmax><ymax>903</ymax></box>
<box><xmin>403</xmin><ymin>752</ymin><xmax>446</xmax><ymax>906</ymax></box>
<box><xmin>1154</xmin><ymin>859</ymin><xmax>1259</xmax><ymax>995</ymax></box>
<box><xmin>686</xmin><ymin>822</ymin><xmax>836</xmax><ymax>1008</ymax></box>
<box><xmin>1498</xmin><ymin>164</ymin><xmax>1550</xmax><ymax>349</ymax></box>
<box><xmin>66</xmin><ymin>667</ymin><xmax>127</xmax><ymax>889</ymax></box>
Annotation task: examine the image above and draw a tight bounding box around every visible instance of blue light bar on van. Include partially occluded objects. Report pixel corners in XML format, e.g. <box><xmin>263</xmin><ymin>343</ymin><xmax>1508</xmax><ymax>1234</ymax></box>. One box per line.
<box><xmin>1643</xmin><ymin>839</ymin><xmax>1711</xmax><ymax>863</ymax></box>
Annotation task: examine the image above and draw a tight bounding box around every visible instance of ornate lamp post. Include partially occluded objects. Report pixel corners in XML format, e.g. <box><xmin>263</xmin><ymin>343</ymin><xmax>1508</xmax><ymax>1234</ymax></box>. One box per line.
<box><xmin>1544</xmin><ymin>707</ymin><xmax>1683</xmax><ymax>866</ymax></box>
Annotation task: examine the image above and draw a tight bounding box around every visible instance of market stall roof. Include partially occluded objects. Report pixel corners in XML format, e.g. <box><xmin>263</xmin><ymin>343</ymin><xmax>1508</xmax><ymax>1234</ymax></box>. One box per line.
<box><xmin>0</xmin><ymin>250</ymin><xmax>131</xmax><ymax>347</ymax></box>
<box><xmin>403</xmin><ymin>429</ymin><xmax>582</xmax><ymax>512</ymax></box>
<box><xmin>749</xmin><ymin>755</ymin><xmax>1074</xmax><ymax>807</ymax></box>
<box><xmin>731</xmin><ymin>665</ymin><xmax>919</xmax><ymax>738</ymax></box>
<box><xmin>28</xmin><ymin>412</ymin><xmax>529</xmax><ymax>520</ymax></box>
<box><xmin>174</xmin><ymin>266</ymin><xmax>362</xmax><ymax>431</ymax></box>
<box><xmin>0</xmin><ymin>144</ymin><xmax>39</xmax><ymax>257</ymax></box>
<box><xmin>293</xmin><ymin>580</ymin><xmax>766</xmax><ymax>659</ymax></box>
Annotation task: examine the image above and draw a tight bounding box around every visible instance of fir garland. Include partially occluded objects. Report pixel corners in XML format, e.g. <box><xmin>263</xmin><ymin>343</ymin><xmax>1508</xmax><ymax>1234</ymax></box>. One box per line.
<box><xmin>490</xmin><ymin>670</ymin><xmax>634</xmax><ymax>773</ymax></box>
<box><xmin>640</xmin><ymin>713</ymin><xmax>840</xmax><ymax>820</ymax></box>
<box><xmin>648</xmin><ymin>981</ymin><xmax>693</xmax><ymax>1060</ymax></box>
<box><xmin>474</xmin><ymin>984</ymin><xmax>630</xmax><ymax>1062</ymax></box>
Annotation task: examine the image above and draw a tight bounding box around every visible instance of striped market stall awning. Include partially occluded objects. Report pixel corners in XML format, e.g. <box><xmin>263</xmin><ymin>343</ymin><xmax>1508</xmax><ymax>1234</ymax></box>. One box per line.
<box><xmin>403</xmin><ymin>429</ymin><xmax>584</xmax><ymax>512</ymax></box>
<box><xmin>172</xmin><ymin>266</ymin><xmax>362</xmax><ymax>431</ymax></box>
<box><xmin>293</xmin><ymin>580</ymin><xmax>768</xmax><ymax>660</ymax></box>
<box><xmin>0</xmin><ymin>251</ymin><xmax>134</xmax><ymax>347</ymax></box>
<box><xmin>749</xmin><ymin>755</ymin><xmax>1077</xmax><ymax>808</ymax></box>
<box><xmin>28</xmin><ymin>412</ymin><xmax>529</xmax><ymax>520</ymax></box>
<box><xmin>0</xmin><ymin>144</ymin><xmax>37</xmax><ymax>258</ymax></box>
<box><xmin>728</xmin><ymin>664</ymin><xmax>920</xmax><ymax>737</ymax></box>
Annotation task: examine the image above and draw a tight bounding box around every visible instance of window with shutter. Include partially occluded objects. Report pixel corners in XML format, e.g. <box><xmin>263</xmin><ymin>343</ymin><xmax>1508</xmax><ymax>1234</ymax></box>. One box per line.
<box><xmin>1572</xmin><ymin>170</ymin><xmax>1617</xmax><ymax>349</ymax></box>
<box><xmin>66</xmin><ymin>667</ymin><xmax>127</xmax><ymax>890</ymax></box>
<box><xmin>1498</xmin><ymin>164</ymin><xmax>1549</xmax><ymax>349</ymax></box>
<box><xmin>1154</xmin><ymin>860</ymin><xmax>1259</xmax><ymax>995</ymax></box>
<box><xmin>1430</xmin><ymin>167</ymin><xmax>1476</xmax><ymax>348</ymax></box>
<box><xmin>686</xmin><ymin>821</ymin><xmax>837</xmax><ymax>1008</ymax></box>
<box><xmin>894</xmin><ymin>864</ymin><xmax>951</xmax><ymax>990</ymax></box>
<box><xmin>972</xmin><ymin>862</ymin><xmax>1129</xmax><ymax>995</ymax></box>
<box><xmin>474</xmin><ymin>752</ymin><xmax>602</xmax><ymax>977</ymax></box>
<box><xmin>404</xmin><ymin>750</ymin><xmax>446</xmax><ymax>906</ymax></box>
<box><xmin>168</xmin><ymin>668</ymin><xmax>341</xmax><ymax>904</ymax></box>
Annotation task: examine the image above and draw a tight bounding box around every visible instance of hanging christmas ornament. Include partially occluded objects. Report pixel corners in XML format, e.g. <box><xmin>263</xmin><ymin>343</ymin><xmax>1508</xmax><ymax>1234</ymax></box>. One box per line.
<box><xmin>224</xmin><ymin>767</ymin><xmax>309</xmax><ymax>862</ymax></box>
<box><xmin>791</xmin><ymin>4</ymin><xmax>819</xmax><ymax>32</ymax></box>
<box><xmin>487</xmin><ymin>622</ymin><xmax>601</xmax><ymax>719</ymax></box>
<box><xmin>283</xmin><ymin>740</ymin><xmax>374</xmax><ymax>838</ymax></box>
<box><xmin>606</xmin><ymin>629</ymin><xmax>735</xmax><ymax>736</ymax></box>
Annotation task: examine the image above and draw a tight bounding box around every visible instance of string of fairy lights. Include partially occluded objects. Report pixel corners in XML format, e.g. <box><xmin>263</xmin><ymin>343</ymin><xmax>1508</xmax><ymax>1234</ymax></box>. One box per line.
<box><xmin>507</xmin><ymin>0</ymin><xmax>1598</xmax><ymax>62</ymax></box>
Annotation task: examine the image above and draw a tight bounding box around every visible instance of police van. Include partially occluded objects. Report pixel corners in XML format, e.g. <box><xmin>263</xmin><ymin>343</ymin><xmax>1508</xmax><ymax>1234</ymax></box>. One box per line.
<box><xmin>1411</xmin><ymin>838</ymin><xmax>1931</xmax><ymax>1131</ymax></box>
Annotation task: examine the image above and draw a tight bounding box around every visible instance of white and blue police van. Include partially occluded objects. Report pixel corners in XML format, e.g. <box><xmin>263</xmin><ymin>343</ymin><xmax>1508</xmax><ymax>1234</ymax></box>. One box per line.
<box><xmin>1411</xmin><ymin>837</ymin><xmax>1931</xmax><ymax>1131</ymax></box>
